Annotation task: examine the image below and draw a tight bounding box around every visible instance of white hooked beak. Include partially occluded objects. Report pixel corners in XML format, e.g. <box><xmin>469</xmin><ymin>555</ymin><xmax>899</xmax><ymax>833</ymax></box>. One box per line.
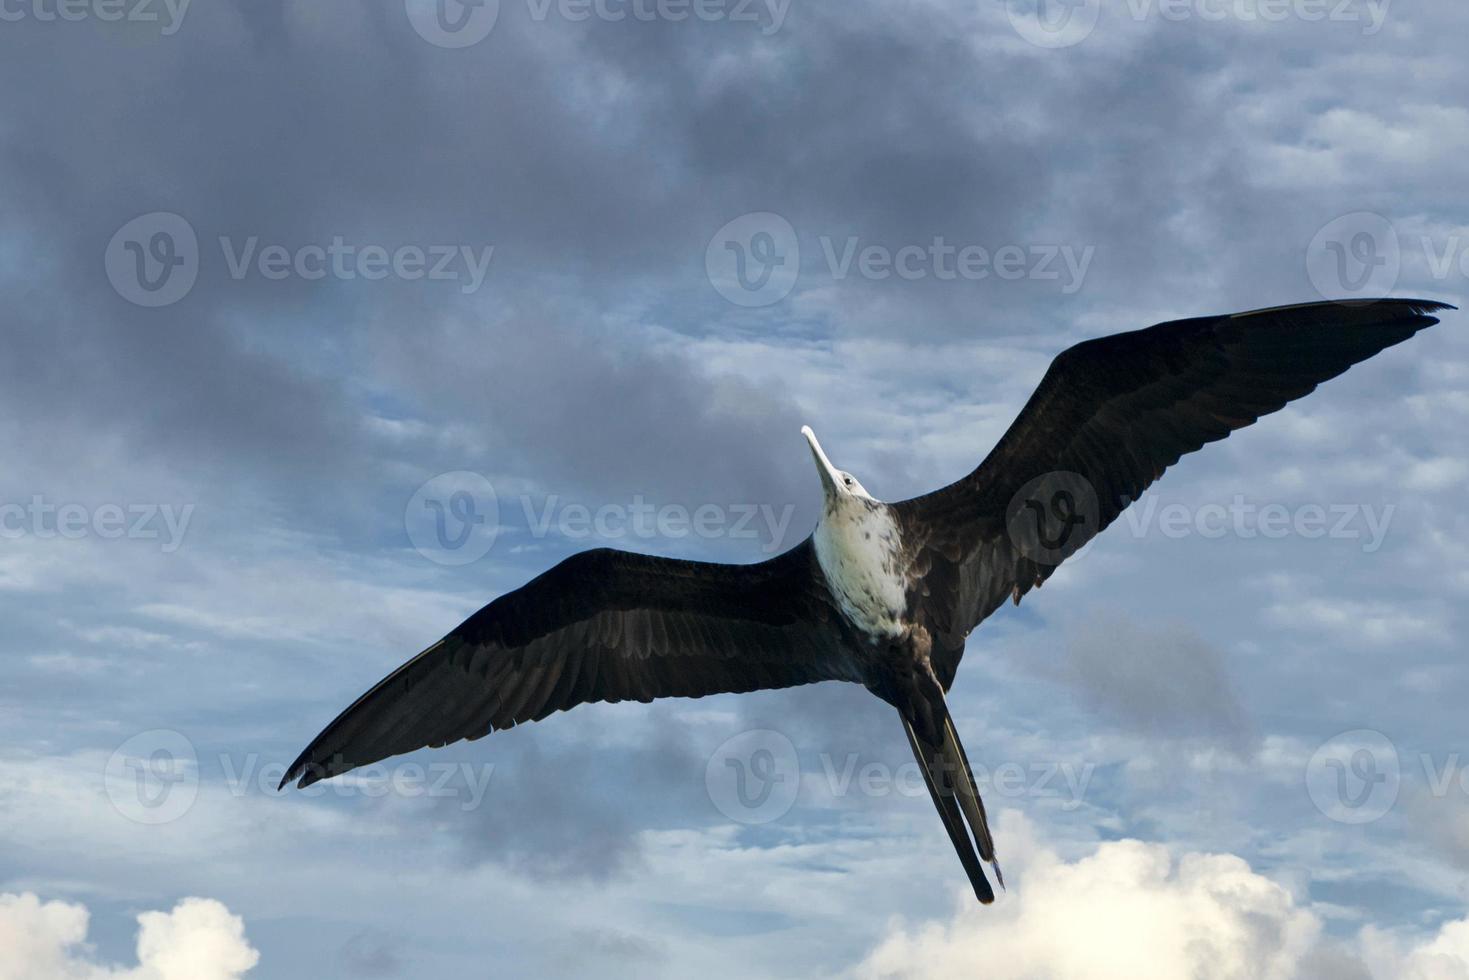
<box><xmin>801</xmin><ymin>425</ymin><xmax>843</xmax><ymax>496</ymax></box>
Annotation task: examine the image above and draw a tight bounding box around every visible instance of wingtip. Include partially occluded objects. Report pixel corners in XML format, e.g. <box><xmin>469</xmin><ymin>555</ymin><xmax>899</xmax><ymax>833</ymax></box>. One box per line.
<box><xmin>276</xmin><ymin>753</ymin><xmax>317</xmax><ymax>792</ymax></box>
<box><xmin>1397</xmin><ymin>298</ymin><xmax>1457</xmax><ymax>317</ymax></box>
<box><xmin>1229</xmin><ymin>297</ymin><xmax>1456</xmax><ymax>319</ymax></box>
<box><xmin>277</xmin><ymin>768</ymin><xmax>326</xmax><ymax>792</ymax></box>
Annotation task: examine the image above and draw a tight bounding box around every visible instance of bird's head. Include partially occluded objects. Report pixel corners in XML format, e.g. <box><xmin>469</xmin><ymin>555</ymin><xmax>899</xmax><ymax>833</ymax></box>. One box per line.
<box><xmin>802</xmin><ymin>426</ymin><xmax>873</xmax><ymax>503</ymax></box>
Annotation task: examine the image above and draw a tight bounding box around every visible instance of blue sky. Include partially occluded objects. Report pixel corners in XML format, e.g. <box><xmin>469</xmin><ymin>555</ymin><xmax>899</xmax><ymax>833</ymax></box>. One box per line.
<box><xmin>2</xmin><ymin>1</ymin><xmax>1468</xmax><ymax>977</ymax></box>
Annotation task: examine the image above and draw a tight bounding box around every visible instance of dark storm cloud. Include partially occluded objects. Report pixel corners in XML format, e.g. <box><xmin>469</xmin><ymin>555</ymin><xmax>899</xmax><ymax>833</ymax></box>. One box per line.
<box><xmin>368</xmin><ymin>302</ymin><xmax>818</xmax><ymax>529</ymax></box>
<box><xmin>3</xmin><ymin>0</ymin><xmax>1456</xmax><ymax>528</ymax></box>
<box><xmin>1057</xmin><ymin>611</ymin><xmax>1254</xmax><ymax>747</ymax></box>
<box><xmin>392</xmin><ymin>702</ymin><xmax>707</xmax><ymax>880</ymax></box>
<box><xmin>0</xmin><ymin>2</ymin><xmax>1302</xmax><ymax>509</ymax></box>
<box><xmin>383</xmin><ymin>681</ymin><xmax>902</xmax><ymax>883</ymax></box>
<box><xmin>0</xmin><ymin>0</ymin><xmax>1094</xmax><ymax>550</ymax></box>
<box><xmin>0</xmin><ymin>5</ymin><xmax>809</xmax><ymax>507</ymax></box>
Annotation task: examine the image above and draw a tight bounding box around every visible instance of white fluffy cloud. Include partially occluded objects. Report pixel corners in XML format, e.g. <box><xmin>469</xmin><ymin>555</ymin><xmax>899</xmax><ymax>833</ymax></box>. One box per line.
<box><xmin>0</xmin><ymin>893</ymin><xmax>259</xmax><ymax>980</ymax></box>
<box><xmin>857</xmin><ymin>814</ymin><xmax>1469</xmax><ymax>980</ymax></box>
<box><xmin>1360</xmin><ymin>920</ymin><xmax>1469</xmax><ymax>980</ymax></box>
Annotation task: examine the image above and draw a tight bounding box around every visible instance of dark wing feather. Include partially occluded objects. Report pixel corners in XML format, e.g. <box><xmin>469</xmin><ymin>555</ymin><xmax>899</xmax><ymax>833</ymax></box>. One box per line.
<box><xmin>281</xmin><ymin>539</ymin><xmax>861</xmax><ymax>789</ymax></box>
<box><xmin>895</xmin><ymin>298</ymin><xmax>1452</xmax><ymax>686</ymax></box>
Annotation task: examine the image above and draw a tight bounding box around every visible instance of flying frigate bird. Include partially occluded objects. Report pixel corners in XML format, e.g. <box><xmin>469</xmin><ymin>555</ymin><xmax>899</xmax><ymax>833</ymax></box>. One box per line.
<box><xmin>281</xmin><ymin>298</ymin><xmax>1451</xmax><ymax>904</ymax></box>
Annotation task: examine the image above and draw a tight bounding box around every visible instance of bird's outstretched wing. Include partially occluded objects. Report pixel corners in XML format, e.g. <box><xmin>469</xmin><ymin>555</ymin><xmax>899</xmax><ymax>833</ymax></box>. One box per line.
<box><xmin>281</xmin><ymin>540</ymin><xmax>861</xmax><ymax>789</ymax></box>
<box><xmin>895</xmin><ymin>298</ymin><xmax>1452</xmax><ymax>685</ymax></box>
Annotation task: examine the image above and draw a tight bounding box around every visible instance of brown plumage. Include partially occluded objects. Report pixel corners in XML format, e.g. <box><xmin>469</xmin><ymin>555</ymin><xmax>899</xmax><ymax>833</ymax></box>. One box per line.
<box><xmin>281</xmin><ymin>298</ymin><xmax>1451</xmax><ymax>905</ymax></box>
<box><xmin>282</xmin><ymin>542</ymin><xmax>865</xmax><ymax>787</ymax></box>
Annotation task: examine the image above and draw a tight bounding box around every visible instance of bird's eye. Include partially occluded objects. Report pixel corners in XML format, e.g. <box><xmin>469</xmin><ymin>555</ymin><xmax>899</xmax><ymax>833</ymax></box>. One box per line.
<box><xmin>843</xmin><ymin>477</ymin><xmax>853</xmax><ymax>487</ymax></box>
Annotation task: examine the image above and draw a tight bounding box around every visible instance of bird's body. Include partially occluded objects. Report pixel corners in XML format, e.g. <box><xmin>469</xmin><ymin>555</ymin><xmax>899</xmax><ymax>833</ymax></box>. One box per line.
<box><xmin>281</xmin><ymin>298</ymin><xmax>1452</xmax><ymax>906</ymax></box>
<box><xmin>809</xmin><ymin>472</ymin><xmax>908</xmax><ymax>641</ymax></box>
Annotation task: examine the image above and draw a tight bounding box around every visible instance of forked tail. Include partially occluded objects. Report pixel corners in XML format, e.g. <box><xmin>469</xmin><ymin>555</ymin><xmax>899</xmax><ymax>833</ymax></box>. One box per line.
<box><xmin>901</xmin><ymin>701</ymin><xmax>1003</xmax><ymax>904</ymax></box>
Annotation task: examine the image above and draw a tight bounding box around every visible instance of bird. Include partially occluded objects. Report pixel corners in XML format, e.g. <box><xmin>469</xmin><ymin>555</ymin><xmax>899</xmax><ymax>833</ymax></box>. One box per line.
<box><xmin>280</xmin><ymin>297</ymin><xmax>1451</xmax><ymax>904</ymax></box>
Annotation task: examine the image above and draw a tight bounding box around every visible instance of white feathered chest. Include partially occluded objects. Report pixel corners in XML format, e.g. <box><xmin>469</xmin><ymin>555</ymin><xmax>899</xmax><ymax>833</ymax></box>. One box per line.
<box><xmin>812</xmin><ymin>499</ymin><xmax>908</xmax><ymax>641</ymax></box>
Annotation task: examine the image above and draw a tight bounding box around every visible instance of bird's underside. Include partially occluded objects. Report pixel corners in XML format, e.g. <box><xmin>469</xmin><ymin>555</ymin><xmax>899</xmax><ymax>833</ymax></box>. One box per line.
<box><xmin>280</xmin><ymin>298</ymin><xmax>1451</xmax><ymax>906</ymax></box>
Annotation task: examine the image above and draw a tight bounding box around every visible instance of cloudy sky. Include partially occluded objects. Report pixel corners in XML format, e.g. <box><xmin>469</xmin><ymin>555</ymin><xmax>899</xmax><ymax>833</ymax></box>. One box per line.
<box><xmin>2</xmin><ymin>0</ymin><xmax>1468</xmax><ymax>976</ymax></box>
